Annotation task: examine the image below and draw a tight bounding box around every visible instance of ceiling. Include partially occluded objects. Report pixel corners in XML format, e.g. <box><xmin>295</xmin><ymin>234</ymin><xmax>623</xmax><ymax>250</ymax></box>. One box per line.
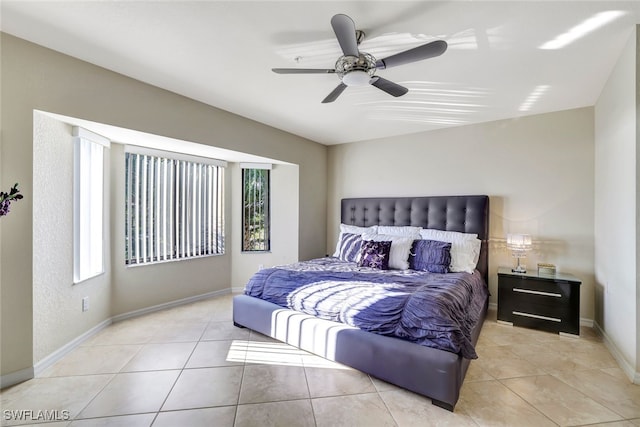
<box><xmin>2</xmin><ymin>1</ymin><xmax>639</xmax><ymax>145</ymax></box>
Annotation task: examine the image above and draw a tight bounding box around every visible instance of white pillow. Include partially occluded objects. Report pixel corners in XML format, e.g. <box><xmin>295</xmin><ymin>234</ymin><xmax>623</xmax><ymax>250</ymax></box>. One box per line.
<box><xmin>419</xmin><ymin>229</ymin><xmax>481</xmax><ymax>273</ymax></box>
<box><xmin>340</xmin><ymin>224</ymin><xmax>378</xmax><ymax>235</ymax></box>
<box><xmin>377</xmin><ymin>225</ymin><xmax>421</xmax><ymax>238</ymax></box>
<box><xmin>361</xmin><ymin>232</ymin><xmax>414</xmax><ymax>270</ymax></box>
<box><xmin>332</xmin><ymin>224</ymin><xmax>378</xmax><ymax>257</ymax></box>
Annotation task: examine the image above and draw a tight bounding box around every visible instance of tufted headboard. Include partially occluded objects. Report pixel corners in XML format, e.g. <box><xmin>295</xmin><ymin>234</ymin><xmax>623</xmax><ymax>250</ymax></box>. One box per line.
<box><xmin>341</xmin><ymin>195</ymin><xmax>490</xmax><ymax>284</ymax></box>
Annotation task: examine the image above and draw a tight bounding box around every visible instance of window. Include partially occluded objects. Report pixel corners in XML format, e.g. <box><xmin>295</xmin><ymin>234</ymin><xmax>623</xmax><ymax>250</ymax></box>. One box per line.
<box><xmin>73</xmin><ymin>127</ymin><xmax>109</xmax><ymax>283</ymax></box>
<box><xmin>125</xmin><ymin>148</ymin><xmax>225</xmax><ymax>266</ymax></box>
<box><xmin>241</xmin><ymin>164</ymin><xmax>271</xmax><ymax>252</ymax></box>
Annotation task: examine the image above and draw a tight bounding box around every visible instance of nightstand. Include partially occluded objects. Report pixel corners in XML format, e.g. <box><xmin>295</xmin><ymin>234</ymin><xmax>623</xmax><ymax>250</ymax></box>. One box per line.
<box><xmin>497</xmin><ymin>267</ymin><xmax>582</xmax><ymax>336</ymax></box>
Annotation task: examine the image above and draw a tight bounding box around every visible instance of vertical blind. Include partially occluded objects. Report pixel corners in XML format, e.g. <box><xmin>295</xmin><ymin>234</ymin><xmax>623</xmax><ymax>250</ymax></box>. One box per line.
<box><xmin>241</xmin><ymin>167</ymin><xmax>270</xmax><ymax>252</ymax></box>
<box><xmin>125</xmin><ymin>151</ymin><xmax>225</xmax><ymax>265</ymax></box>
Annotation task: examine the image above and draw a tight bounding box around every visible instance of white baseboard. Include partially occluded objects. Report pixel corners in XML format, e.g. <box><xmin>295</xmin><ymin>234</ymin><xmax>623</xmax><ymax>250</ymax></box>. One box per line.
<box><xmin>580</xmin><ymin>317</ymin><xmax>594</xmax><ymax>328</ymax></box>
<box><xmin>594</xmin><ymin>321</ymin><xmax>640</xmax><ymax>384</ymax></box>
<box><xmin>0</xmin><ymin>367</ymin><xmax>34</xmax><ymax>389</ymax></box>
<box><xmin>1</xmin><ymin>288</ymin><xmax>233</xmax><ymax>390</ymax></box>
<box><xmin>112</xmin><ymin>288</ymin><xmax>231</xmax><ymax>323</ymax></box>
<box><xmin>33</xmin><ymin>318</ymin><xmax>113</xmax><ymax>377</ymax></box>
<box><xmin>231</xmin><ymin>285</ymin><xmax>245</xmax><ymax>294</ymax></box>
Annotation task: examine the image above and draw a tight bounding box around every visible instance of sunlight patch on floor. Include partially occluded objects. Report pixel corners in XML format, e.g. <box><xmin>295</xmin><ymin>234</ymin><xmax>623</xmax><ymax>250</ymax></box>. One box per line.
<box><xmin>226</xmin><ymin>340</ymin><xmax>350</xmax><ymax>369</ymax></box>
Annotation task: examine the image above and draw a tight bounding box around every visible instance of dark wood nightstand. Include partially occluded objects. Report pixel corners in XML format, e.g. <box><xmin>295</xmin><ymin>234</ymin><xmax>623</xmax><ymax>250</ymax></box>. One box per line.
<box><xmin>497</xmin><ymin>267</ymin><xmax>582</xmax><ymax>336</ymax></box>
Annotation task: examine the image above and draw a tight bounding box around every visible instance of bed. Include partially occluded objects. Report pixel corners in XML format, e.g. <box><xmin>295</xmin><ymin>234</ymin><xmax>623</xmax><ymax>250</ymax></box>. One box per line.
<box><xmin>233</xmin><ymin>195</ymin><xmax>490</xmax><ymax>411</ymax></box>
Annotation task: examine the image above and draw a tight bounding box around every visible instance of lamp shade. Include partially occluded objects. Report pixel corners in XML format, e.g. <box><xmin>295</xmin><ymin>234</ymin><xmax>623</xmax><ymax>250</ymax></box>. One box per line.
<box><xmin>506</xmin><ymin>234</ymin><xmax>532</xmax><ymax>258</ymax></box>
<box><xmin>506</xmin><ymin>234</ymin><xmax>532</xmax><ymax>250</ymax></box>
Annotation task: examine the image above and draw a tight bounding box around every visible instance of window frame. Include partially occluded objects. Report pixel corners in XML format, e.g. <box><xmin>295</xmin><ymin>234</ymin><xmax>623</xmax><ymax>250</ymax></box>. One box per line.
<box><xmin>124</xmin><ymin>146</ymin><xmax>226</xmax><ymax>267</ymax></box>
<box><xmin>241</xmin><ymin>163</ymin><xmax>271</xmax><ymax>253</ymax></box>
<box><xmin>73</xmin><ymin>127</ymin><xmax>109</xmax><ymax>284</ymax></box>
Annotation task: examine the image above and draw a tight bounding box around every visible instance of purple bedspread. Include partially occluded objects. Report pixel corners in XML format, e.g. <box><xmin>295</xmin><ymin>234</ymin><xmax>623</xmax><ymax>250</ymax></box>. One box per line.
<box><xmin>244</xmin><ymin>257</ymin><xmax>488</xmax><ymax>359</ymax></box>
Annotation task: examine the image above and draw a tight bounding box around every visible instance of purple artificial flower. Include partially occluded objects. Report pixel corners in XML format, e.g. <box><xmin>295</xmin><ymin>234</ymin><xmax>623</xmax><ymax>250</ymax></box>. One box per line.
<box><xmin>0</xmin><ymin>183</ymin><xmax>23</xmax><ymax>217</ymax></box>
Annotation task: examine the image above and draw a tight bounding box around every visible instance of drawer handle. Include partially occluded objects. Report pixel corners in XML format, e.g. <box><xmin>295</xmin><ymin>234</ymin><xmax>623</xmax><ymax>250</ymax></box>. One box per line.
<box><xmin>513</xmin><ymin>311</ymin><xmax>561</xmax><ymax>323</ymax></box>
<box><xmin>513</xmin><ymin>288</ymin><xmax>562</xmax><ymax>298</ymax></box>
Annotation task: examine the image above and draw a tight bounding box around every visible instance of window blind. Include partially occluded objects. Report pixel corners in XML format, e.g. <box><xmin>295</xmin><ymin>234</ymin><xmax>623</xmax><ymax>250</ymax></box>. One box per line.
<box><xmin>125</xmin><ymin>151</ymin><xmax>224</xmax><ymax>265</ymax></box>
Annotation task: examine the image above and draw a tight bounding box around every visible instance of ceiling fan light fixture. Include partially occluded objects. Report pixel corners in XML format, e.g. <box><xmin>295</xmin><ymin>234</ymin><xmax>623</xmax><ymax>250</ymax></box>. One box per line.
<box><xmin>342</xmin><ymin>70</ymin><xmax>372</xmax><ymax>87</ymax></box>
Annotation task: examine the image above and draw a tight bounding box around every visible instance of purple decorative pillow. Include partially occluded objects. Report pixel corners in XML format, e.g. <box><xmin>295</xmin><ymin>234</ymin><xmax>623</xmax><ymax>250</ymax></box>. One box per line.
<box><xmin>357</xmin><ymin>240</ymin><xmax>392</xmax><ymax>270</ymax></box>
<box><xmin>336</xmin><ymin>233</ymin><xmax>363</xmax><ymax>262</ymax></box>
<box><xmin>409</xmin><ymin>239</ymin><xmax>452</xmax><ymax>273</ymax></box>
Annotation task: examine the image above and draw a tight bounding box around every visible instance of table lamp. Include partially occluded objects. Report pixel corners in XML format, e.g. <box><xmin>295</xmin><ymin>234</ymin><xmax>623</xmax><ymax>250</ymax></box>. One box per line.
<box><xmin>506</xmin><ymin>233</ymin><xmax>532</xmax><ymax>273</ymax></box>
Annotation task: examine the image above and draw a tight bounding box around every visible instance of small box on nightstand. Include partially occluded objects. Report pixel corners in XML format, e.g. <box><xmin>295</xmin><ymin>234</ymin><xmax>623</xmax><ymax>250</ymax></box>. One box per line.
<box><xmin>537</xmin><ymin>263</ymin><xmax>556</xmax><ymax>276</ymax></box>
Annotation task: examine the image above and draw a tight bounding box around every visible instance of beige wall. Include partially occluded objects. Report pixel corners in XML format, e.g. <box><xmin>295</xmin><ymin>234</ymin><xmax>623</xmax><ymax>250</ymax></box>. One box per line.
<box><xmin>0</xmin><ymin>33</ymin><xmax>327</xmax><ymax>380</ymax></box>
<box><xmin>594</xmin><ymin>26</ymin><xmax>638</xmax><ymax>379</ymax></box>
<box><xmin>327</xmin><ymin>108</ymin><xmax>596</xmax><ymax>319</ymax></box>
<box><xmin>230</xmin><ymin>163</ymin><xmax>300</xmax><ymax>288</ymax></box>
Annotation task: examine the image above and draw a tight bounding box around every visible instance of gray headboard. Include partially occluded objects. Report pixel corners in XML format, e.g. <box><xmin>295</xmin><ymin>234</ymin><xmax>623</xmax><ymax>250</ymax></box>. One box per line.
<box><xmin>341</xmin><ymin>195</ymin><xmax>490</xmax><ymax>284</ymax></box>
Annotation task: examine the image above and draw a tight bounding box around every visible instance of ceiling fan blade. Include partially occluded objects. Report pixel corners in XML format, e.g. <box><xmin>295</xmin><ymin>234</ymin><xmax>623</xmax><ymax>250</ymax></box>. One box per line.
<box><xmin>272</xmin><ymin>68</ymin><xmax>336</xmax><ymax>74</ymax></box>
<box><xmin>322</xmin><ymin>83</ymin><xmax>347</xmax><ymax>103</ymax></box>
<box><xmin>376</xmin><ymin>40</ymin><xmax>447</xmax><ymax>70</ymax></box>
<box><xmin>331</xmin><ymin>14</ymin><xmax>360</xmax><ymax>57</ymax></box>
<box><xmin>370</xmin><ymin>77</ymin><xmax>408</xmax><ymax>97</ymax></box>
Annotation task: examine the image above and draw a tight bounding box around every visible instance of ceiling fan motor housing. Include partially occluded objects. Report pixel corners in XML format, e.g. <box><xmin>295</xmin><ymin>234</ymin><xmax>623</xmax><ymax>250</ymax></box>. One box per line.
<box><xmin>335</xmin><ymin>53</ymin><xmax>377</xmax><ymax>86</ymax></box>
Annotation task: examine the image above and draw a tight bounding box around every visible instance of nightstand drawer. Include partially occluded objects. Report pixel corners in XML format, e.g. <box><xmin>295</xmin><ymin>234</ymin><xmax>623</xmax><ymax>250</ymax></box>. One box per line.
<box><xmin>497</xmin><ymin>268</ymin><xmax>581</xmax><ymax>335</ymax></box>
<box><xmin>505</xmin><ymin>291</ymin><xmax>571</xmax><ymax>321</ymax></box>
<box><xmin>511</xmin><ymin>310</ymin><xmax>565</xmax><ymax>334</ymax></box>
<box><xmin>499</xmin><ymin>275</ymin><xmax>572</xmax><ymax>297</ymax></box>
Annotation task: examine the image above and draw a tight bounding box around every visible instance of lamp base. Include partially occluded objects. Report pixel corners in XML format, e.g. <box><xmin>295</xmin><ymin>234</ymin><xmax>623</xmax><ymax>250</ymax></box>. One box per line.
<box><xmin>511</xmin><ymin>256</ymin><xmax>527</xmax><ymax>273</ymax></box>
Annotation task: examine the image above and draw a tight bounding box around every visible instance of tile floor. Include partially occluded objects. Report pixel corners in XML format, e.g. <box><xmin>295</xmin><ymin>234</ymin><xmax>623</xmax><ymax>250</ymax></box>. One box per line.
<box><xmin>1</xmin><ymin>293</ymin><xmax>639</xmax><ymax>427</ymax></box>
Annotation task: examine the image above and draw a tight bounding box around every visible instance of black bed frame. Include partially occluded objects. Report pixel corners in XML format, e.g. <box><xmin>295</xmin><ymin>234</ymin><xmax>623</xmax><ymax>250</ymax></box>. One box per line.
<box><xmin>233</xmin><ymin>195</ymin><xmax>490</xmax><ymax>411</ymax></box>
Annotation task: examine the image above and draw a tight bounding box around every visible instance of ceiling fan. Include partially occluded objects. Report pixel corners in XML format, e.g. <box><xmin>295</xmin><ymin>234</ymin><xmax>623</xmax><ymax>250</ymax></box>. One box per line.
<box><xmin>272</xmin><ymin>14</ymin><xmax>448</xmax><ymax>103</ymax></box>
